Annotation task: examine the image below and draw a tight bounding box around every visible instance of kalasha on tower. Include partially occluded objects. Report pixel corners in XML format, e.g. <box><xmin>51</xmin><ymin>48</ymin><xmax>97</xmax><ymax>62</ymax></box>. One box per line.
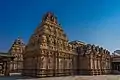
<box><xmin>23</xmin><ymin>12</ymin><xmax>77</xmax><ymax>77</ymax></box>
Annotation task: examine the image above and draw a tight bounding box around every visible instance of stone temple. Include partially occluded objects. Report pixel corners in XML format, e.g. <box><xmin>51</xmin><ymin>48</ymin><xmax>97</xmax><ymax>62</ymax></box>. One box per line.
<box><xmin>9</xmin><ymin>37</ymin><xmax>25</xmax><ymax>73</ymax></box>
<box><xmin>22</xmin><ymin>12</ymin><xmax>111</xmax><ymax>77</ymax></box>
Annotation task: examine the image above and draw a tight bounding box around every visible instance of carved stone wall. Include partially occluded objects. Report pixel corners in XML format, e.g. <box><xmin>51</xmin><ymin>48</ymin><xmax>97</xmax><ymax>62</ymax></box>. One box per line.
<box><xmin>70</xmin><ymin>41</ymin><xmax>111</xmax><ymax>75</ymax></box>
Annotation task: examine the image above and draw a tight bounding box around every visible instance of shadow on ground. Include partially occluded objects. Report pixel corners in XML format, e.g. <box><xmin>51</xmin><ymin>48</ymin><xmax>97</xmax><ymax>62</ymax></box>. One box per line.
<box><xmin>1</xmin><ymin>74</ymin><xmax>120</xmax><ymax>80</ymax></box>
<box><xmin>0</xmin><ymin>75</ymin><xmax>37</xmax><ymax>80</ymax></box>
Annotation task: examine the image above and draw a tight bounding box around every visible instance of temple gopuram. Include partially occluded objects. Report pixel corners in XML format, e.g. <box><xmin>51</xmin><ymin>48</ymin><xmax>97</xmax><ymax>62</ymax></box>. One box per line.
<box><xmin>22</xmin><ymin>12</ymin><xmax>112</xmax><ymax>77</ymax></box>
<box><xmin>9</xmin><ymin>37</ymin><xmax>25</xmax><ymax>73</ymax></box>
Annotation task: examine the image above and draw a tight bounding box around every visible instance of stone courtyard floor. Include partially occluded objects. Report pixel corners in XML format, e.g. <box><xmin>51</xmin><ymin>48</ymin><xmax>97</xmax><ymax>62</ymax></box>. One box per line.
<box><xmin>1</xmin><ymin>74</ymin><xmax>120</xmax><ymax>80</ymax></box>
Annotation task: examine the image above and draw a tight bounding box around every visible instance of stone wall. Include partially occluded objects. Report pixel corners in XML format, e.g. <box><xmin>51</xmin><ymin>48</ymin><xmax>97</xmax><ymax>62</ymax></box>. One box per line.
<box><xmin>70</xmin><ymin>41</ymin><xmax>111</xmax><ymax>75</ymax></box>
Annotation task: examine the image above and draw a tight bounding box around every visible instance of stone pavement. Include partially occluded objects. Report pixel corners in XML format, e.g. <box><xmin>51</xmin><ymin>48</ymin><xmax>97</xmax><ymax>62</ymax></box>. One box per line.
<box><xmin>1</xmin><ymin>75</ymin><xmax>120</xmax><ymax>80</ymax></box>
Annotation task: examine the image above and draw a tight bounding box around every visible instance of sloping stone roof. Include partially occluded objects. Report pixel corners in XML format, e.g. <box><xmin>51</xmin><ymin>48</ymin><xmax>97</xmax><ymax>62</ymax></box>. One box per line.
<box><xmin>0</xmin><ymin>52</ymin><xmax>14</xmax><ymax>58</ymax></box>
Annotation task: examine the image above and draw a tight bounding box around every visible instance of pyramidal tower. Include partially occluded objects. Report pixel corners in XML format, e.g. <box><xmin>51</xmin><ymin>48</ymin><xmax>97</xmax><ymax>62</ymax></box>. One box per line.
<box><xmin>9</xmin><ymin>37</ymin><xmax>25</xmax><ymax>73</ymax></box>
<box><xmin>23</xmin><ymin>12</ymin><xmax>76</xmax><ymax>77</ymax></box>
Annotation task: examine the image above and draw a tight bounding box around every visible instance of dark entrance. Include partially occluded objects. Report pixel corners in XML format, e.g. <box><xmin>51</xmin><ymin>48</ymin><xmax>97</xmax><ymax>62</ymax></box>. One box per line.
<box><xmin>0</xmin><ymin>52</ymin><xmax>14</xmax><ymax>76</ymax></box>
<box><xmin>112</xmin><ymin>62</ymin><xmax>120</xmax><ymax>71</ymax></box>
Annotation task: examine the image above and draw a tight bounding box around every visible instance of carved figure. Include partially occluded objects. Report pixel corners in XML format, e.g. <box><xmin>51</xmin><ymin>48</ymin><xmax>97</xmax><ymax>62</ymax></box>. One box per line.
<box><xmin>41</xmin><ymin>35</ymin><xmax>47</xmax><ymax>43</ymax></box>
<box><xmin>40</xmin><ymin>56</ymin><xmax>46</xmax><ymax>68</ymax></box>
<box><xmin>48</xmin><ymin>57</ymin><xmax>53</xmax><ymax>69</ymax></box>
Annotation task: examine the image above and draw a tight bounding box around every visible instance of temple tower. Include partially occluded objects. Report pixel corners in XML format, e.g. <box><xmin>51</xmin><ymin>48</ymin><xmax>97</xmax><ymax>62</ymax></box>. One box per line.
<box><xmin>9</xmin><ymin>37</ymin><xmax>25</xmax><ymax>73</ymax></box>
<box><xmin>23</xmin><ymin>12</ymin><xmax>75</xmax><ymax>77</ymax></box>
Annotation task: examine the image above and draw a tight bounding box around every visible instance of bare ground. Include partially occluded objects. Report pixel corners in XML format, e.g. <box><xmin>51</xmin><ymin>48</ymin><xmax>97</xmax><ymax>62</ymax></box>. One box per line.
<box><xmin>1</xmin><ymin>75</ymin><xmax>120</xmax><ymax>80</ymax></box>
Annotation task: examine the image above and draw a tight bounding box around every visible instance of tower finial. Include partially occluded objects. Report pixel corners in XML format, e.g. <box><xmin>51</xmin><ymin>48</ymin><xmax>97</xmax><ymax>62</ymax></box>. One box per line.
<box><xmin>42</xmin><ymin>12</ymin><xmax>58</xmax><ymax>24</ymax></box>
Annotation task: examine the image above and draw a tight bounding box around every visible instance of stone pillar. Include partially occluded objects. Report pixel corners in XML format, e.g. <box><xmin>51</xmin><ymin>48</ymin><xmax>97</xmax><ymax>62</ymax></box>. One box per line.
<box><xmin>108</xmin><ymin>60</ymin><xmax>111</xmax><ymax>73</ymax></box>
<box><xmin>103</xmin><ymin>59</ymin><xmax>105</xmax><ymax>74</ymax></box>
<box><xmin>96</xmin><ymin>58</ymin><xmax>98</xmax><ymax>75</ymax></box>
<box><xmin>98</xmin><ymin>59</ymin><xmax>101</xmax><ymax>75</ymax></box>
<box><xmin>92</xmin><ymin>58</ymin><xmax>95</xmax><ymax>75</ymax></box>
<box><xmin>90</xmin><ymin>56</ymin><xmax>94</xmax><ymax>75</ymax></box>
<box><xmin>105</xmin><ymin>59</ymin><xmax>107</xmax><ymax>74</ymax></box>
<box><xmin>94</xmin><ymin>59</ymin><xmax>97</xmax><ymax>75</ymax></box>
<box><xmin>5</xmin><ymin>61</ymin><xmax>10</xmax><ymax>76</ymax></box>
<box><xmin>90</xmin><ymin>58</ymin><xmax>93</xmax><ymax>70</ymax></box>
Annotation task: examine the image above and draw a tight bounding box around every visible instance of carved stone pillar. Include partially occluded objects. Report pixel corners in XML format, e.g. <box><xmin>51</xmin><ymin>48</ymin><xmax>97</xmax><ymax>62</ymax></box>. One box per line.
<box><xmin>94</xmin><ymin>59</ymin><xmax>97</xmax><ymax>74</ymax></box>
<box><xmin>96</xmin><ymin>58</ymin><xmax>98</xmax><ymax>74</ymax></box>
<box><xmin>98</xmin><ymin>58</ymin><xmax>101</xmax><ymax>74</ymax></box>
<box><xmin>90</xmin><ymin>56</ymin><xmax>93</xmax><ymax>70</ymax></box>
<box><xmin>92</xmin><ymin>58</ymin><xmax>95</xmax><ymax>75</ymax></box>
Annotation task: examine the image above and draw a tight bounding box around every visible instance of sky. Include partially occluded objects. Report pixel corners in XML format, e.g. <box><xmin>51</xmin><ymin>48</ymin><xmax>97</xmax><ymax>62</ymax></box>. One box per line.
<box><xmin>0</xmin><ymin>0</ymin><xmax>120</xmax><ymax>53</ymax></box>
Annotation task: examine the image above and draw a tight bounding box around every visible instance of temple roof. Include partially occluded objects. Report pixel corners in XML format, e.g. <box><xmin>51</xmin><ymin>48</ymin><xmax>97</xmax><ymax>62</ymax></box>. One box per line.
<box><xmin>9</xmin><ymin>37</ymin><xmax>25</xmax><ymax>52</ymax></box>
<box><xmin>13</xmin><ymin>37</ymin><xmax>25</xmax><ymax>45</ymax></box>
<box><xmin>0</xmin><ymin>52</ymin><xmax>14</xmax><ymax>58</ymax></box>
<box><xmin>69</xmin><ymin>40</ymin><xmax>86</xmax><ymax>45</ymax></box>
